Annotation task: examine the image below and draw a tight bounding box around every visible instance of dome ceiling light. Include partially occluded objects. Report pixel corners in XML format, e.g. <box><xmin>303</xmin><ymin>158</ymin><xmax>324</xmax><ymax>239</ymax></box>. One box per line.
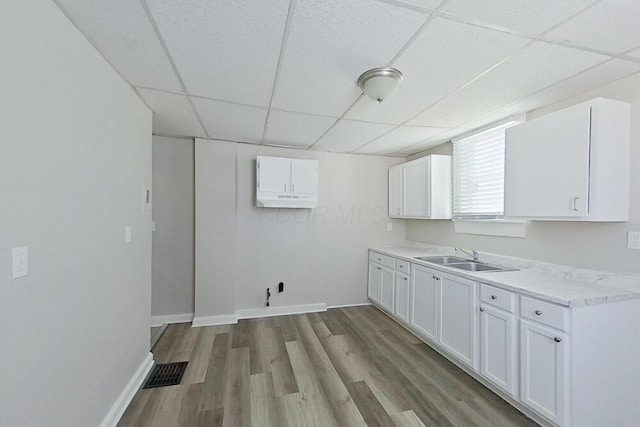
<box><xmin>357</xmin><ymin>67</ymin><xmax>403</xmax><ymax>104</ymax></box>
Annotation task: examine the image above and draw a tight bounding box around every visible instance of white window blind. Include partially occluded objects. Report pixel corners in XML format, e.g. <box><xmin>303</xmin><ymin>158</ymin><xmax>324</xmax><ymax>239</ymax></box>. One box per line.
<box><xmin>452</xmin><ymin>121</ymin><xmax>518</xmax><ymax>220</ymax></box>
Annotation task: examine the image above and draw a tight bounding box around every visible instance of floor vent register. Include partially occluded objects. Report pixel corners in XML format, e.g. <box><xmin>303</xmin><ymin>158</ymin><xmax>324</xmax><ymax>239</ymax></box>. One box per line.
<box><xmin>143</xmin><ymin>361</ymin><xmax>188</xmax><ymax>389</ymax></box>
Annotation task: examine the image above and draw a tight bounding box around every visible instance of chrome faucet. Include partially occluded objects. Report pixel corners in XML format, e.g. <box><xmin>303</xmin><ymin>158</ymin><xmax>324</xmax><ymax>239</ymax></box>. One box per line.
<box><xmin>456</xmin><ymin>248</ymin><xmax>479</xmax><ymax>262</ymax></box>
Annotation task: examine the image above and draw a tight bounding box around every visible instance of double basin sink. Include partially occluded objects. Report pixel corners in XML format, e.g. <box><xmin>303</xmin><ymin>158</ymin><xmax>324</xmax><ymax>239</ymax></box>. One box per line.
<box><xmin>414</xmin><ymin>256</ymin><xmax>518</xmax><ymax>272</ymax></box>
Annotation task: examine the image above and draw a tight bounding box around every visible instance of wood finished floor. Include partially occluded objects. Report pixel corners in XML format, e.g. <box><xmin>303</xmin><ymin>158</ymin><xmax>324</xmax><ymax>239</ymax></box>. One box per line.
<box><xmin>119</xmin><ymin>306</ymin><xmax>538</xmax><ymax>427</ymax></box>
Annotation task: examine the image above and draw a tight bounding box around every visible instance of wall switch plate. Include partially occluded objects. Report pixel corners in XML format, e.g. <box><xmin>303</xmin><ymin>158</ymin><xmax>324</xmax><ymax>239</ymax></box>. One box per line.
<box><xmin>387</xmin><ymin>222</ymin><xmax>393</xmax><ymax>232</ymax></box>
<box><xmin>11</xmin><ymin>247</ymin><xmax>28</xmax><ymax>278</ymax></box>
<box><xmin>125</xmin><ymin>226</ymin><xmax>132</xmax><ymax>243</ymax></box>
<box><xmin>627</xmin><ymin>231</ymin><xmax>640</xmax><ymax>250</ymax></box>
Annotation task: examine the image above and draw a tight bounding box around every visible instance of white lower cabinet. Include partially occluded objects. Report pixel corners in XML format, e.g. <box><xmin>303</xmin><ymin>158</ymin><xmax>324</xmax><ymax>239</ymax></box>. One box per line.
<box><xmin>479</xmin><ymin>305</ymin><xmax>518</xmax><ymax>396</ymax></box>
<box><xmin>520</xmin><ymin>320</ymin><xmax>567</xmax><ymax>425</ymax></box>
<box><xmin>410</xmin><ymin>264</ymin><xmax>439</xmax><ymax>341</ymax></box>
<box><xmin>379</xmin><ymin>266</ymin><xmax>395</xmax><ymax>313</ymax></box>
<box><xmin>438</xmin><ymin>274</ymin><xmax>477</xmax><ymax>369</ymax></box>
<box><xmin>394</xmin><ymin>273</ymin><xmax>410</xmax><ymax>323</ymax></box>
<box><xmin>367</xmin><ymin>261</ymin><xmax>381</xmax><ymax>304</ymax></box>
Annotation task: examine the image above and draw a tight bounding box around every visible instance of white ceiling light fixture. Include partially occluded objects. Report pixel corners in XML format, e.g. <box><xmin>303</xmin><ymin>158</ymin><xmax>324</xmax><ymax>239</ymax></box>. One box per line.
<box><xmin>357</xmin><ymin>67</ymin><xmax>403</xmax><ymax>104</ymax></box>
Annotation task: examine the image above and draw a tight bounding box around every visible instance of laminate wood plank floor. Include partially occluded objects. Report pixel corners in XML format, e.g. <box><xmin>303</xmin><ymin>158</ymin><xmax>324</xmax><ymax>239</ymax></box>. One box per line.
<box><xmin>119</xmin><ymin>306</ymin><xmax>538</xmax><ymax>427</ymax></box>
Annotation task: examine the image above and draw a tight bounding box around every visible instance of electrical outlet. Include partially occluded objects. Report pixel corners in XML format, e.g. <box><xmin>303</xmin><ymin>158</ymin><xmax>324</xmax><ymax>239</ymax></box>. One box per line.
<box><xmin>11</xmin><ymin>247</ymin><xmax>28</xmax><ymax>279</ymax></box>
<box><xmin>627</xmin><ymin>231</ymin><xmax>640</xmax><ymax>250</ymax></box>
<box><xmin>387</xmin><ymin>222</ymin><xmax>393</xmax><ymax>232</ymax></box>
<box><xmin>125</xmin><ymin>226</ymin><xmax>132</xmax><ymax>243</ymax></box>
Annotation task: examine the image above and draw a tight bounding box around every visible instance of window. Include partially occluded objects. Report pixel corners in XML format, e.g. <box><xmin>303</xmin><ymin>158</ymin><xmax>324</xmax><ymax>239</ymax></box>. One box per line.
<box><xmin>452</xmin><ymin>120</ymin><xmax>519</xmax><ymax>220</ymax></box>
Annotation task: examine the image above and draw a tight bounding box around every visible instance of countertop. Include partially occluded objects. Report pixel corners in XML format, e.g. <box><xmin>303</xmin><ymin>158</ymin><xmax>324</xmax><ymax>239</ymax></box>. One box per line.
<box><xmin>370</xmin><ymin>245</ymin><xmax>640</xmax><ymax>308</ymax></box>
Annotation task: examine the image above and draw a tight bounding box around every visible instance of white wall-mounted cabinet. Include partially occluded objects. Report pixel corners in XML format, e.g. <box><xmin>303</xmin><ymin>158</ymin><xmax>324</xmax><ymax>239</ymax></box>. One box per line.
<box><xmin>388</xmin><ymin>155</ymin><xmax>452</xmax><ymax>219</ymax></box>
<box><xmin>505</xmin><ymin>97</ymin><xmax>630</xmax><ymax>221</ymax></box>
<box><xmin>256</xmin><ymin>156</ymin><xmax>318</xmax><ymax>208</ymax></box>
<box><xmin>388</xmin><ymin>164</ymin><xmax>403</xmax><ymax>218</ymax></box>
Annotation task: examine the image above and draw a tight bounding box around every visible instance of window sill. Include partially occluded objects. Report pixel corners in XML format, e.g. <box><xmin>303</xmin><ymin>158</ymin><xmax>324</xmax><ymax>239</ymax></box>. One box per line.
<box><xmin>453</xmin><ymin>219</ymin><xmax>527</xmax><ymax>238</ymax></box>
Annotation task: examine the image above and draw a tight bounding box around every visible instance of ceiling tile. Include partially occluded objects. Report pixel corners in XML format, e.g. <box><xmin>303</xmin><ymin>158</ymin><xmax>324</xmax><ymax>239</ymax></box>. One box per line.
<box><xmin>192</xmin><ymin>98</ymin><xmax>267</xmax><ymax>144</ymax></box>
<box><xmin>272</xmin><ymin>0</ymin><xmax>429</xmax><ymax>117</ymax></box>
<box><xmin>54</xmin><ymin>0</ymin><xmax>181</xmax><ymax>92</ymax></box>
<box><xmin>547</xmin><ymin>0</ymin><xmax>640</xmax><ymax>54</ymax></box>
<box><xmin>146</xmin><ymin>0</ymin><xmax>289</xmax><ymax>106</ymax></box>
<box><xmin>627</xmin><ymin>48</ymin><xmax>640</xmax><ymax>59</ymax></box>
<box><xmin>355</xmin><ymin>125</ymin><xmax>450</xmax><ymax>155</ymax></box>
<box><xmin>346</xmin><ymin>18</ymin><xmax>528</xmax><ymax>124</ymax></box>
<box><xmin>408</xmin><ymin>42</ymin><xmax>608</xmax><ymax>127</ymax></box>
<box><xmin>386</xmin><ymin>0</ymin><xmax>443</xmax><ymax>10</ymax></box>
<box><xmin>462</xmin><ymin>59</ymin><xmax>640</xmax><ymax>131</ymax></box>
<box><xmin>441</xmin><ymin>0</ymin><xmax>593</xmax><ymax>34</ymax></box>
<box><xmin>264</xmin><ymin>111</ymin><xmax>336</xmax><ymax>148</ymax></box>
<box><xmin>137</xmin><ymin>88</ymin><xmax>205</xmax><ymax>137</ymax></box>
<box><xmin>312</xmin><ymin>120</ymin><xmax>396</xmax><ymax>153</ymax></box>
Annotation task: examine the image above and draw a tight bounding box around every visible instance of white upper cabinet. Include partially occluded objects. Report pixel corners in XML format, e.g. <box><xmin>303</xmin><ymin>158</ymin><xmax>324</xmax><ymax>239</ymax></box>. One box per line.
<box><xmin>388</xmin><ymin>164</ymin><xmax>403</xmax><ymax>218</ymax></box>
<box><xmin>389</xmin><ymin>155</ymin><xmax>452</xmax><ymax>219</ymax></box>
<box><xmin>505</xmin><ymin>98</ymin><xmax>630</xmax><ymax>221</ymax></box>
<box><xmin>256</xmin><ymin>156</ymin><xmax>318</xmax><ymax>208</ymax></box>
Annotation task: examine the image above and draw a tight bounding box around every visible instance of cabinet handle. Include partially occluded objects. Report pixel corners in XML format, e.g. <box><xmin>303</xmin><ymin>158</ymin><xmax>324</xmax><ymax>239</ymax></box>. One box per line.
<box><xmin>572</xmin><ymin>197</ymin><xmax>579</xmax><ymax>211</ymax></box>
<box><xmin>479</xmin><ymin>307</ymin><xmax>485</xmax><ymax>312</ymax></box>
<box><xmin>403</xmin><ymin>277</ymin><xmax>408</xmax><ymax>281</ymax></box>
<box><xmin>534</xmin><ymin>310</ymin><xmax>543</xmax><ymax>316</ymax></box>
<box><xmin>378</xmin><ymin>258</ymin><xmax>382</xmax><ymax>261</ymax></box>
<box><xmin>491</xmin><ymin>295</ymin><xmax>497</xmax><ymax>300</ymax></box>
<box><xmin>554</xmin><ymin>337</ymin><xmax>562</xmax><ymax>343</ymax></box>
<box><xmin>376</xmin><ymin>267</ymin><xmax>381</xmax><ymax>271</ymax></box>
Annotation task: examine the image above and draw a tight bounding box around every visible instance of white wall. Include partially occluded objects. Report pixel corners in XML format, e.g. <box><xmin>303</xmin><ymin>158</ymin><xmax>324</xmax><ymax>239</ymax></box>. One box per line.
<box><xmin>195</xmin><ymin>140</ymin><xmax>405</xmax><ymax>318</ymax></box>
<box><xmin>0</xmin><ymin>1</ymin><xmax>152</xmax><ymax>426</ymax></box>
<box><xmin>406</xmin><ymin>72</ymin><xmax>640</xmax><ymax>275</ymax></box>
<box><xmin>152</xmin><ymin>136</ymin><xmax>194</xmax><ymax>319</ymax></box>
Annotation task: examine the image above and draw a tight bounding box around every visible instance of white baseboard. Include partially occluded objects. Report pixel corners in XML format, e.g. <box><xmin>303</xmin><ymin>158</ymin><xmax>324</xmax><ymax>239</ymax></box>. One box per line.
<box><xmin>100</xmin><ymin>352</ymin><xmax>154</xmax><ymax>427</ymax></box>
<box><xmin>192</xmin><ymin>313</ymin><xmax>238</xmax><ymax>328</ymax></box>
<box><xmin>326</xmin><ymin>302</ymin><xmax>372</xmax><ymax>309</ymax></box>
<box><xmin>151</xmin><ymin>312</ymin><xmax>194</xmax><ymax>327</ymax></box>
<box><xmin>236</xmin><ymin>303</ymin><xmax>327</xmax><ymax>319</ymax></box>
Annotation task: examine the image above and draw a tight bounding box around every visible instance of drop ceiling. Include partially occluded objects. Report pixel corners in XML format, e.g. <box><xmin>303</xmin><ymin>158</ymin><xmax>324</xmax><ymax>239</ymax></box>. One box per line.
<box><xmin>54</xmin><ymin>0</ymin><xmax>640</xmax><ymax>156</ymax></box>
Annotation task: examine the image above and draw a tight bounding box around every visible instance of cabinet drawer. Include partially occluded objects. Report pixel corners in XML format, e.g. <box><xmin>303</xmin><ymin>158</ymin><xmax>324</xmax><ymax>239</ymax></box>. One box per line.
<box><xmin>369</xmin><ymin>251</ymin><xmax>396</xmax><ymax>269</ymax></box>
<box><xmin>520</xmin><ymin>296</ymin><xmax>568</xmax><ymax>331</ymax></box>
<box><xmin>480</xmin><ymin>283</ymin><xmax>515</xmax><ymax>313</ymax></box>
<box><xmin>396</xmin><ymin>259</ymin><xmax>410</xmax><ymax>274</ymax></box>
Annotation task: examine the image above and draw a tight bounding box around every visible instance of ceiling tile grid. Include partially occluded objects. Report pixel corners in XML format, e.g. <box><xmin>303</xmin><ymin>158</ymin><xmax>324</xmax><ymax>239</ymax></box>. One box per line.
<box><xmin>137</xmin><ymin>88</ymin><xmax>206</xmax><ymax>137</ymax></box>
<box><xmin>346</xmin><ymin>17</ymin><xmax>529</xmax><ymax>124</ymax></box>
<box><xmin>271</xmin><ymin>0</ymin><xmax>430</xmax><ymax>117</ymax></box>
<box><xmin>145</xmin><ymin>0</ymin><xmax>290</xmax><ymax>106</ymax></box>
<box><xmin>312</xmin><ymin>120</ymin><xmax>396</xmax><ymax>152</ymax></box>
<box><xmin>192</xmin><ymin>98</ymin><xmax>268</xmax><ymax>144</ymax></box>
<box><xmin>354</xmin><ymin>125</ymin><xmax>451</xmax><ymax>155</ymax></box>
<box><xmin>263</xmin><ymin>110</ymin><xmax>337</xmax><ymax>148</ymax></box>
<box><xmin>409</xmin><ymin>42</ymin><xmax>609</xmax><ymax>127</ymax></box>
<box><xmin>546</xmin><ymin>0</ymin><xmax>640</xmax><ymax>54</ymax></box>
<box><xmin>441</xmin><ymin>0</ymin><xmax>597</xmax><ymax>35</ymax></box>
<box><xmin>54</xmin><ymin>0</ymin><xmax>182</xmax><ymax>92</ymax></box>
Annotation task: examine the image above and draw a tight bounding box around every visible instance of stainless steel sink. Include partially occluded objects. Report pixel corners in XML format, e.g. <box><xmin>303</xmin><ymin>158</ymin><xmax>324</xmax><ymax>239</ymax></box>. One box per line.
<box><xmin>414</xmin><ymin>256</ymin><xmax>468</xmax><ymax>264</ymax></box>
<box><xmin>447</xmin><ymin>262</ymin><xmax>519</xmax><ymax>272</ymax></box>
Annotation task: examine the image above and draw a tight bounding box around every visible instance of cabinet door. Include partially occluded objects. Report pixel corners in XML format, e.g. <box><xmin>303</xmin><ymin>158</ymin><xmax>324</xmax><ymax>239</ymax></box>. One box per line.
<box><xmin>480</xmin><ymin>306</ymin><xmax>517</xmax><ymax>396</ymax></box>
<box><xmin>379</xmin><ymin>266</ymin><xmax>395</xmax><ymax>313</ymax></box>
<box><xmin>410</xmin><ymin>265</ymin><xmax>439</xmax><ymax>341</ymax></box>
<box><xmin>439</xmin><ymin>275</ymin><xmax>477</xmax><ymax>368</ymax></box>
<box><xmin>505</xmin><ymin>104</ymin><xmax>590</xmax><ymax>218</ymax></box>
<box><xmin>367</xmin><ymin>262</ymin><xmax>382</xmax><ymax>304</ymax></box>
<box><xmin>394</xmin><ymin>273</ymin><xmax>410</xmax><ymax>323</ymax></box>
<box><xmin>258</xmin><ymin>157</ymin><xmax>291</xmax><ymax>193</ymax></box>
<box><xmin>402</xmin><ymin>158</ymin><xmax>430</xmax><ymax>218</ymax></box>
<box><xmin>389</xmin><ymin>165</ymin><xmax>403</xmax><ymax>218</ymax></box>
<box><xmin>290</xmin><ymin>159</ymin><xmax>318</xmax><ymax>195</ymax></box>
<box><xmin>520</xmin><ymin>320</ymin><xmax>567</xmax><ymax>425</ymax></box>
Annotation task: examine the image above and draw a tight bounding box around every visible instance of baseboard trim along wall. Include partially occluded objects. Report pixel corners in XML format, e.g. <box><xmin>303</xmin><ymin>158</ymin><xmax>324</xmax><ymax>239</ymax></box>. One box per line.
<box><xmin>151</xmin><ymin>313</ymin><xmax>194</xmax><ymax>327</ymax></box>
<box><xmin>236</xmin><ymin>303</ymin><xmax>327</xmax><ymax>320</ymax></box>
<box><xmin>100</xmin><ymin>352</ymin><xmax>154</xmax><ymax>427</ymax></box>
<box><xmin>192</xmin><ymin>303</ymin><xmax>328</xmax><ymax>327</ymax></box>
<box><xmin>192</xmin><ymin>314</ymin><xmax>239</xmax><ymax>327</ymax></box>
<box><xmin>326</xmin><ymin>302</ymin><xmax>372</xmax><ymax>309</ymax></box>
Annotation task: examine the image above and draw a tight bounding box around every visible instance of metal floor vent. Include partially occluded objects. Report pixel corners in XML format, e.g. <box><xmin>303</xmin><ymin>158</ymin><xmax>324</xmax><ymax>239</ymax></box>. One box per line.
<box><xmin>143</xmin><ymin>362</ymin><xmax>188</xmax><ymax>389</ymax></box>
